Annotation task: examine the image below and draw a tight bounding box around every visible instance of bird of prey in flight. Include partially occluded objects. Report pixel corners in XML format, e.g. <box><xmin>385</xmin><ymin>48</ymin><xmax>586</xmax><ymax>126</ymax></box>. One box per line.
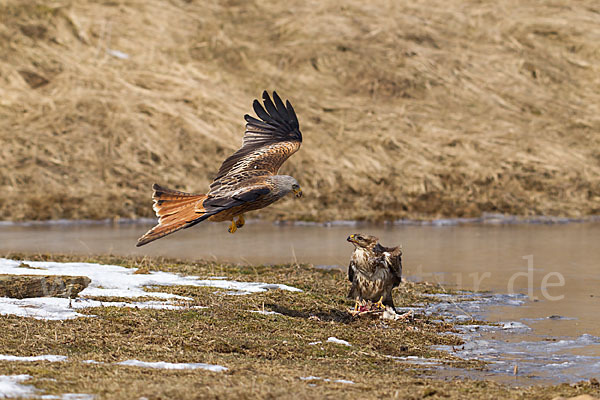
<box><xmin>136</xmin><ymin>91</ymin><xmax>303</xmax><ymax>247</ymax></box>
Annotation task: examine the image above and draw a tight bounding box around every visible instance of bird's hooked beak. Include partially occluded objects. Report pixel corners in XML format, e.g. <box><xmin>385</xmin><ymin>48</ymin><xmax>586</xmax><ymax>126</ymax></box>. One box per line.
<box><xmin>347</xmin><ymin>234</ymin><xmax>356</xmax><ymax>243</ymax></box>
<box><xmin>293</xmin><ymin>187</ymin><xmax>303</xmax><ymax>198</ymax></box>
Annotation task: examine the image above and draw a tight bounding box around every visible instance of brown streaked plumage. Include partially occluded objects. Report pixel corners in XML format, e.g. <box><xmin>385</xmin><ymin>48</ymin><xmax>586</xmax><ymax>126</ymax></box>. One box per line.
<box><xmin>346</xmin><ymin>233</ymin><xmax>402</xmax><ymax>311</ymax></box>
<box><xmin>136</xmin><ymin>91</ymin><xmax>303</xmax><ymax>247</ymax></box>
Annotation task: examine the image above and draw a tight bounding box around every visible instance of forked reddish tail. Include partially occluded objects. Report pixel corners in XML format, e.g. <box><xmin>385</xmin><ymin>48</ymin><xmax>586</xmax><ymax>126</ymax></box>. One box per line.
<box><xmin>136</xmin><ymin>183</ymin><xmax>209</xmax><ymax>247</ymax></box>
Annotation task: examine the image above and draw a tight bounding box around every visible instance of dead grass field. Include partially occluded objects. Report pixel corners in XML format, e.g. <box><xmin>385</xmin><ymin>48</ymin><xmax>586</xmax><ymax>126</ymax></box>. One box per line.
<box><xmin>1</xmin><ymin>254</ymin><xmax>599</xmax><ymax>399</ymax></box>
<box><xmin>1</xmin><ymin>0</ymin><xmax>599</xmax><ymax>222</ymax></box>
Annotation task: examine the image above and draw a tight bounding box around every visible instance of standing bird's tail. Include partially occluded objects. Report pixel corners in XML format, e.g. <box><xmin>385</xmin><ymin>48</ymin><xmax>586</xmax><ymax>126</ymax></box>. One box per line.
<box><xmin>136</xmin><ymin>184</ymin><xmax>210</xmax><ymax>247</ymax></box>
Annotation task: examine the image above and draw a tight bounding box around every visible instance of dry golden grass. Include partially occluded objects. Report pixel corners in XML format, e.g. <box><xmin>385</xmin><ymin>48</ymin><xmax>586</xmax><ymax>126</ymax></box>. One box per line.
<box><xmin>1</xmin><ymin>0</ymin><xmax>599</xmax><ymax>221</ymax></box>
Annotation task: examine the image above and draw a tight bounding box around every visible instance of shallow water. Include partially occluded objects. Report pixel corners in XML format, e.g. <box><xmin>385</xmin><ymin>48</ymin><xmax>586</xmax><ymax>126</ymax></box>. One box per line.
<box><xmin>1</xmin><ymin>220</ymin><xmax>599</xmax><ymax>384</ymax></box>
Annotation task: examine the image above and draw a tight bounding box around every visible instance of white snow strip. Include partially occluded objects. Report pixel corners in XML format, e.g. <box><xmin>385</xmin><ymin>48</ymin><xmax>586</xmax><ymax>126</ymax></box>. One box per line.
<box><xmin>333</xmin><ymin>379</ymin><xmax>354</xmax><ymax>384</ymax></box>
<box><xmin>0</xmin><ymin>258</ymin><xmax>300</xmax><ymax>320</ymax></box>
<box><xmin>385</xmin><ymin>355</ymin><xmax>443</xmax><ymax>365</ymax></box>
<box><xmin>299</xmin><ymin>376</ymin><xmax>321</xmax><ymax>381</ymax></box>
<box><xmin>117</xmin><ymin>359</ymin><xmax>227</xmax><ymax>372</ymax></box>
<box><xmin>0</xmin><ymin>258</ymin><xmax>300</xmax><ymax>296</ymax></box>
<box><xmin>41</xmin><ymin>394</ymin><xmax>95</xmax><ymax>400</ymax></box>
<box><xmin>193</xmin><ymin>280</ymin><xmax>301</xmax><ymax>295</ymax></box>
<box><xmin>0</xmin><ymin>354</ymin><xmax>67</xmax><ymax>362</ymax></box>
<box><xmin>247</xmin><ymin>310</ymin><xmax>282</xmax><ymax>316</ymax></box>
<box><xmin>0</xmin><ymin>298</ymin><xmax>86</xmax><ymax>320</ymax></box>
<box><xmin>299</xmin><ymin>376</ymin><xmax>354</xmax><ymax>384</ymax></box>
<box><xmin>327</xmin><ymin>337</ymin><xmax>351</xmax><ymax>347</ymax></box>
<box><xmin>308</xmin><ymin>341</ymin><xmax>322</xmax><ymax>345</ymax></box>
<box><xmin>0</xmin><ymin>297</ymin><xmax>204</xmax><ymax>321</ymax></box>
<box><xmin>81</xmin><ymin>360</ymin><xmax>102</xmax><ymax>365</ymax></box>
<box><xmin>0</xmin><ymin>375</ymin><xmax>36</xmax><ymax>398</ymax></box>
<box><xmin>0</xmin><ymin>374</ymin><xmax>93</xmax><ymax>399</ymax></box>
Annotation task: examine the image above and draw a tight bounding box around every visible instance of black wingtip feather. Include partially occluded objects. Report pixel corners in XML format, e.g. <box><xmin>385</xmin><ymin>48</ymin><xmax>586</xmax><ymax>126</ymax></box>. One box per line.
<box><xmin>245</xmin><ymin>91</ymin><xmax>302</xmax><ymax>142</ymax></box>
<box><xmin>285</xmin><ymin>100</ymin><xmax>299</xmax><ymax>128</ymax></box>
<box><xmin>262</xmin><ymin>92</ymin><xmax>291</xmax><ymax>130</ymax></box>
<box><xmin>244</xmin><ymin>114</ymin><xmax>273</xmax><ymax>130</ymax></box>
<box><xmin>252</xmin><ymin>99</ymin><xmax>272</xmax><ymax>123</ymax></box>
<box><xmin>272</xmin><ymin>91</ymin><xmax>290</xmax><ymax>121</ymax></box>
<box><xmin>251</xmin><ymin>91</ymin><xmax>300</xmax><ymax>131</ymax></box>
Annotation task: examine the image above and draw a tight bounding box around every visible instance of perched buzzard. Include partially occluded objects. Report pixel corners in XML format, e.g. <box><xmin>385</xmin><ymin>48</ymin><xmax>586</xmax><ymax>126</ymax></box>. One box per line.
<box><xmin>136</xmin><ymin>91</ymin><xmax>303</xmax><ymax>246</ymax></box>
<box><xmin>347</xmin><ymin>234</ymin><xmax>402</xmax><ymax>316</ymax></box>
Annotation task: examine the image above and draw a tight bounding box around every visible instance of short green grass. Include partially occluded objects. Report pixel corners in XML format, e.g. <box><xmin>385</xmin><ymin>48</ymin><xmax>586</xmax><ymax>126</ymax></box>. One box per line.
<box><xmin>0</xmin><ymin>254</ymin><xmax>598</xmax><ymax>399</ymax></box>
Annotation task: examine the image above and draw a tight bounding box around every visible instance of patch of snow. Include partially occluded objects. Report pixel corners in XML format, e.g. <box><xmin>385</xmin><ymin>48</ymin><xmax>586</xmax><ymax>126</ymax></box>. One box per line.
<box><xmin>247</xmin><ymin>310</ymin><xmax>282</xmax><ymax>316</ymax></box>
<box><xmin>81</xmin><ymin>360</ymin><xmax>102</xmax><ymax>365</ymax></box>
<box><xmin>0</xmin><ymin>258</ymin><xmax>300</xmax><ymax>320</ymax></box>
<box><xmin>326</xmin><ymin>337</ymin><xmax>351</xmax><ymax>347</ymax></box>
<box><xmin>117</xmin><ymin>359</ymin><xmax>227</xmax><ymax>372</ymax></box>
<box><xmin>299</xmin><ymin>376</ymin><xmax>320</xmax><ymax>381</ymax></box>
<box><xmin>385</xmin><ymin>355</ymin><xmax>443</xmax><ymax>366</ymax></box>
<box><xmin>308</xmin><ymin>341</ymin><xmax>322</xmax><ymax>345</ymax></box>
<box><xmin>0</xmin><ymin>297</ymin><xmax>203</xmax><ymax>321</ymax></box>
<box><xmin>0</xmin><ymin>355</ymin><xmax>67</xmax><ymax>362</ymax></box>
<box><xmin>0</xmin><ymin>258</ymin><xmax>301</xmax><ymax>298</ymax></box>
<box><xmin>0</xmin><ymin>297</ymin><xmax>86</xmax><ymax>320</ymax></box>
<box><xmin>0</xmin><ymin>375</ymin><xmax>36</xmax><ymax>398</ymax></box>
<box><xmin>299</xmin><ymin>376</ymin><xmax>354</xmax><ymax>384</ymax></box>
<box><xmin>41</xmin><ymin>394</ymin><xmax>95</xmax><ymax>400</ymax></box>
<box><xmin>200</xmin><ymin>281</ymin><xmax>301</xmax><ymax>295</ymax></box>
<box><xmin>71</xmin><ymin>299</ymin><xmax>205</xmax><ymax>311</ymax></box>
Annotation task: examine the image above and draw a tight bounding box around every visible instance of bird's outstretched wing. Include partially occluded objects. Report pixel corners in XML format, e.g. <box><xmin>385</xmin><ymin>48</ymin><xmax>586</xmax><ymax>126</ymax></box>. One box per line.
<box><xmin>209</xmin><ymin>91</ymin><xmax>301</xmax><ymax>195</ymax></box>
<box><xmin>202</xmin><ymin>180</ymin><xmax>272</xmax><ymax>212</ymax></box>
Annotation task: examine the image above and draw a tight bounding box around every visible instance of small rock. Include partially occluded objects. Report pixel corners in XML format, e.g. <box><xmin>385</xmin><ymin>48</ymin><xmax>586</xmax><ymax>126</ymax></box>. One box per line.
<box><xmin>0</xmin><ymin>275</ymin><xmax>90</xmax><ymax>299</ymax></box>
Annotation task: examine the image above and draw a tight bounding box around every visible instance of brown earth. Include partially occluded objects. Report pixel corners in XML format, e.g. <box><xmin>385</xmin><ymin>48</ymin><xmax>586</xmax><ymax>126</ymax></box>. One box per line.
<box><xmin>1</xmin><ymin>0</ymin><xmax>599</xmax><ymax>222</ymax></box>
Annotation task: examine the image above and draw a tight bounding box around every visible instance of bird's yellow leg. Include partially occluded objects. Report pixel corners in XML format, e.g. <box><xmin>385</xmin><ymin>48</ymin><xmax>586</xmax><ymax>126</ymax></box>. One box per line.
<box><xmin>354</xmin><ymin>298</ymin><xmax>361</xmax><ymax>312</ymax></box>
<box><xmin>228</xmin><ymin>219</ymin><xmax>237</xmax><ymax>234</ymax></box>
<box><xmin>235</xmin><ymin>214</ymin><xmax>245</xmax><ymax>228</ymax></box>
<box><xmin>374</xmin><ymin>296</ymin><xmax>385</xmax><ymax>309</ymax></box>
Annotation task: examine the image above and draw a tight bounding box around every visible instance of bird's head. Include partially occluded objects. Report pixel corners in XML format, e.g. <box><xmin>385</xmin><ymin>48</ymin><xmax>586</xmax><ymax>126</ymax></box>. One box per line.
<box><xmin>347</xmin><ymin>233</ymin><xmax>379</xmax><ymax>249</ymax></box>
<box><xmin>274</xmin><ymin>175</ymin><xmax>302</xmax><ymax>198</ymax></box>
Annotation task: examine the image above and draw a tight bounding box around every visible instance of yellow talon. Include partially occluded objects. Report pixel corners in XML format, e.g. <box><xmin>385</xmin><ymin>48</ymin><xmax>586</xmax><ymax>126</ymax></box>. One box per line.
<box><xmin>375</xmin><ymin>296</ymin><xmax>385</xmax><ymax>309</ymax></box>
<box><xmin>354</xmin><ymin>299</ymin><xmax>361</xmax><ymax>312</ymax></box>
<box><xmin>228</xmin><ymin>220</ymin><xmax>237</xmax><ymax>234</ymax></box>
<box><xmin>235</xmin><ymin>214</ymin><xmax>245</xmax><ymax>228</ymax></box>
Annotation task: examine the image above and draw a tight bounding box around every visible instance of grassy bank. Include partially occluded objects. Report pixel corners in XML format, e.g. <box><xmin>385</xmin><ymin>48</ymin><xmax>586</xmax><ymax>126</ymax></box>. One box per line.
<box><xmin>1</xmin><ymin>0</ymin><xmax>599</xmax><ymax>222</ymax></box>
<box><xmin>0</xmin><ymin>254</ymin><xmax>598</xmax><ymax>399</ymax></box>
